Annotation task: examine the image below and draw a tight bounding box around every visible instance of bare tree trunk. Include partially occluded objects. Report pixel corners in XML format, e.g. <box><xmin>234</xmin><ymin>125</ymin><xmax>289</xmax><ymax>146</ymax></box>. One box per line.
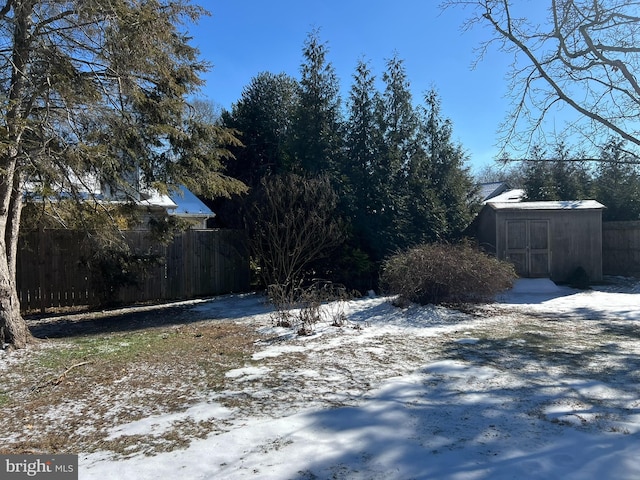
<box><xmin>0</xmin><ymin>256</ymin><xmax>29</xmax><ymax>349</ymax></box>
<box><xmin>0</xmin><ymin>175</ymin><xmax>30</xmax><ymax>348</ymax></box>
<box><xmin>7</xmin><ymin>174</ymin><xmax>23</xmax><ymax>281</ymax></box>
<box><xmin>0</xmin><ymin>169</ymin><xmax>29</xmax><ymax>349</ymax></box>
<box><xmin>0</xmin><ymin>0</ymin><xmax>34</xmax><ymax>349</ymax></box>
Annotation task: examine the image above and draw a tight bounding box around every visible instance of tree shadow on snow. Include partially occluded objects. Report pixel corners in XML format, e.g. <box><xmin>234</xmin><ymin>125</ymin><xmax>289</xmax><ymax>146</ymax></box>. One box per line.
<box><xmin>291</xmin><ymin>335</ymin><xmax>640</xmax><ymax>479</ymax></box>
<box><xmin>26</xmin><ymin>293</ymin><xmax>273</xmax><ymax>339</ymax></box>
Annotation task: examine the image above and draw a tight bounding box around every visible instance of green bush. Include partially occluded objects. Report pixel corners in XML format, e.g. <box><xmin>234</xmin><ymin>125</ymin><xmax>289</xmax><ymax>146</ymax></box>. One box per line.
<box><xmin>381</xmin><ymin>242</ymin><xmax>517</xmax><ymax>305</ymax></box>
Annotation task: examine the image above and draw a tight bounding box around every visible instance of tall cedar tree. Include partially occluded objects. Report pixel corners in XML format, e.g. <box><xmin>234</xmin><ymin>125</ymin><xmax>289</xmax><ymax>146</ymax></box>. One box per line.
<box><xmin>546</xmin><ymin>143</ymin><xmax>593</xmax><ymax>201</ymax></box>
<box><xmin>517</xmin><ymin>138</ymin><xmax>640</xmax><ymax>220</ymax></box>
<box><xmin>521</xmin><ymin>142</ymin><xmax>593</xmax><ymax>201</ymax></box>
<box><xmin>0</xmin><ymin>1</ymin><xmax>244</xmax><ymax>348</ymax></box>
<box><xmin>377</xmin><ymin>54</ymin><xmax>422</xmax><ymax>256</ymax></box>
<box><xmin>522</xmin><ymin>145</ymin><xmax>557</xmax><ymax>200</ymax></box>
<box><xmin>215</xmin><ymin>72</ymin><xmax>299</xmax><ymax>227</ymax></box>
<box><xmin>343</xmin><ymin>59</ymin><xmax>384</xmax><ymax>256</ymax></box>
<box><xmin>292</xmin><ymin>30</ymin><xmax>343</xmax><ymax>175</ymax></box>
<box><xmin>217</xmin><ymin>35</ymin><xmax>479</xmax><ymax>289</ymax></box>
<box><xmin>419</xmin><ymin>90</ymin><xmax>477</xmax><ymax>239</ymax></box>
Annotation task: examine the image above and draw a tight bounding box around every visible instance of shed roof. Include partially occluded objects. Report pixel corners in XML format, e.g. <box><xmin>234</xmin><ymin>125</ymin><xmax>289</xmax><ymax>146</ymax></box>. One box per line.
<box><xmin>487</xmin><ymin>200</ymin><xmax>605</xmax><ymax>211</ymax></box>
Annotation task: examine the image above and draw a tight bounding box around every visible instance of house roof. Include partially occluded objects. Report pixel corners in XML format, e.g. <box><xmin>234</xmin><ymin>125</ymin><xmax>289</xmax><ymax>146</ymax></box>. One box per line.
<box><xmin>168</xmin><ymin>186</ymin><xmax>215</xmax><ymax>219</ymax></box>
<box><xmin>483</xmin><ymin>188</ymin><xmax>524</xmax><ymax>204</ymax></box>
<box><xmin>139</xmin><ymin>191</ymin><xmax>178</xmax><ymax>210</ymax></box>
<box><xmin>487</xmin><ymin>200</ymin><xmax>605</xmax><ymax>211</ymax></box>
<box><xmin>478</xmin><ymin>182</ymin><xmax>511</xmax><ymax>202</ymax></box>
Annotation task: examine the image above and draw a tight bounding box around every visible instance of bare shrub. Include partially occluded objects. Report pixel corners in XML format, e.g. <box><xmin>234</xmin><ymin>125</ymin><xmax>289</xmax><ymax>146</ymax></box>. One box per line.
<box><xmin>246</xmin><ymin>173</ymin><xmax>345</xmax><ymax>291</ymax></box>
<box><xmin>267</xmin><ymin>280</ymin><xmax>357</xmax><ymax>335</ymax></box>
<box><xmin>381</xmin><ymin>242</ymin><xmax>517</xmax><ymax>306</ymax></box>
<box><xmin>312</xmin><ymin>280</ymin><xmax>357</xmax><ymax>327</ymax></box>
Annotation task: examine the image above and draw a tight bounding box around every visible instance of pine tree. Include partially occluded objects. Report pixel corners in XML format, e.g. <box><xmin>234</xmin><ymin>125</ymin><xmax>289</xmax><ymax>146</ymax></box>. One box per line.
<box><xmin>292</xmin><ymin>30</ymin><xmax>343</xmax><ymax>175</ymax></box>
<box><xmin>418</xmin><ymin>89</ymin><xmax>476</xmax><ymax>239</ymax></box>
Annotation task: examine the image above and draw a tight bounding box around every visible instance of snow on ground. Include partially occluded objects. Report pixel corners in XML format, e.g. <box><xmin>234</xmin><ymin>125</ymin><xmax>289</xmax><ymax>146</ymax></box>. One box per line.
<box><xmin>80</xmin><ymin>278</ymin><xmax>640</xmax><ymax>479</ymax></box>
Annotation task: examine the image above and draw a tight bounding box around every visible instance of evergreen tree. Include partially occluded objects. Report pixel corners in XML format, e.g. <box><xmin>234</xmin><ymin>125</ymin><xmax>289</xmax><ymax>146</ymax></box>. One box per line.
<box><xmin>343</xmin><ymin>60</ymin><xmax>383</xmax><ymax>250</ymax></box>
<box><xmin>522</xmin><ymin>146</ymin><xmax>557</xmax><ymax>200</ymax></box>
<box><xmin>221</xmin><ymin>72</ymin><xmax>299</xmax><ymax>187</ymax></box>
<box><xmin>337</xmin><ymin>58</ymin><xmax>385</xmax><ymax>288</ymax></box>
<box><xmin>595</xmin><ymin>139</ymin><xmax>640</xmax><ymax>221</ymax></box>
<box><xmin>548</xmin><ymin>142</ymin><xmax>593</xmax><ymax>201</ymax></box>
<box><xmin>292</xmin><ymin>30</ymin><xmax>343</xmax><ymax>175</ymax></box>
<box><xmin>521</xmin><ymin>142</ymin><xmax>593</xmax><ymax>201</ymax></box>
<box><xmin>418</xmin><ymin>89</ymin><xmax>476</xmax><ymax>240</ymax></box>
<box><xmin>381</xmin><ymin>54</ymin><xmax>420</xmax><ymax>176</ymax></box>
<box><xmin>375</xmin><ymin>54</ymin><xmax>422</xmax><ymax>256</ymax></box>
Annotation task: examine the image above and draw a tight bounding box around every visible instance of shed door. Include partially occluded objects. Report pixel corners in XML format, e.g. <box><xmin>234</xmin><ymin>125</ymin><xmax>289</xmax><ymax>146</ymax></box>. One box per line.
<box><xmin>505</xmin><ymin>220</ymin><xmax>550</xmax><ymax>277</ymax></box>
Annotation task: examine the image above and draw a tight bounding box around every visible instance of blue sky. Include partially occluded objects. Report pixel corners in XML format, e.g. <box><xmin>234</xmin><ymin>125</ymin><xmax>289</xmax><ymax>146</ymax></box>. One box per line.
<box><xmin>186</xmin><ymin>1</ymin><xmax>521</xmax><ymax>173</ymax></box>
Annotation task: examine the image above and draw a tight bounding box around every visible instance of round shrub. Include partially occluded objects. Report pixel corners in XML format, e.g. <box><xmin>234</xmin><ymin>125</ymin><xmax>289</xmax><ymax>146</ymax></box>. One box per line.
<box><xmin>381</xmin><ymin>242</ymin><xmax>517</xmax><ymax>305</ymax></box>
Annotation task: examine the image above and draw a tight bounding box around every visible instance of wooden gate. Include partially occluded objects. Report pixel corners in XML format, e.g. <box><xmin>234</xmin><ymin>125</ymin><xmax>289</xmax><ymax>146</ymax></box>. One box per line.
<box><xmin>506</xmin><ymin>220</ymin><xmax>550</xmax><ymax>277</ymax></box>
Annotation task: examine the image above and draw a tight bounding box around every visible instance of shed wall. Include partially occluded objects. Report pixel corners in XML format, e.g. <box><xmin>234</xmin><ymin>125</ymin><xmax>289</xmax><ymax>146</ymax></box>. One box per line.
<box><xmin>492</xmin><ymin>209</ymin><xmax>602</xmax><ymax>282</ymax></box>
<box><xmin>475</xmin><ymin>207</ymin><xmax>497</xmax><ymax>255</ymax></box>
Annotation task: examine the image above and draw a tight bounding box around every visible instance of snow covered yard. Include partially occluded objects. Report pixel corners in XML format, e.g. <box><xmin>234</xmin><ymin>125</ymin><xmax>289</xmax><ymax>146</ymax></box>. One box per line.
<box><xmin>3</xmin><ymin>278</ymin><xmax>640</xmax><ymax>479</ymax></box>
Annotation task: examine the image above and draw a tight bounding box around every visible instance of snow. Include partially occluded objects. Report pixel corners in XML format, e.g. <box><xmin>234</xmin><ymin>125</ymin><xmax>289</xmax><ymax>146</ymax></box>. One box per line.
<box><xmin>79</xmin><ymin>278</ymin><xmax>640</xmax><ymax>479</ymax></box>
<box><xmin>488</xmin><ymin>200</ymin><xmax>605</xmax><ymax>210</ymax></box>
<box><xmin>105</xmin><ymin>403</ymin><xmax>233</xmax><ymax>441</ymax></box>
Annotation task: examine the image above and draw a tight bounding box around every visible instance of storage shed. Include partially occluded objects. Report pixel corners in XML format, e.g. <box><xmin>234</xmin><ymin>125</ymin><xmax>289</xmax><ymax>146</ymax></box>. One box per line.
<box><xmin>474</xmin><ymin>200</ymin><xmax>605</xmax><ymax>282</ymax></box>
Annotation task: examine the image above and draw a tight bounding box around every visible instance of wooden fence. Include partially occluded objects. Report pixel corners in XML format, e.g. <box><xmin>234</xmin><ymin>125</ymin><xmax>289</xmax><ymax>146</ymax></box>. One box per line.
<box><xmin>17</xmin><ymin>229</ymin><xmax>250</xmax><ymax>313</ymax></box>
<box><xmin>602</xmin><ymin>221</ymin><xmax>640</xmax><ymax>276</ymax></box>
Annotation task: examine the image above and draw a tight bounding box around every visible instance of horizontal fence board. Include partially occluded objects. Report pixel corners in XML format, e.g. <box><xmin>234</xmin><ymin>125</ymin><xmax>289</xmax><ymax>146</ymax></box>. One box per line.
<box><xmin>17</xmin><ymin>229</ymin><xmax>249</xmax><ymax>313</ymax></box>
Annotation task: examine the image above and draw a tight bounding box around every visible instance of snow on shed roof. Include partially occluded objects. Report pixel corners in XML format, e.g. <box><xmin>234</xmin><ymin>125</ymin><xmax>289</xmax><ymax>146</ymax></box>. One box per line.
<box><xmin>487</xmin><ymin>200</ymin><xmax>605</xmax><ymax>211</ymax></box>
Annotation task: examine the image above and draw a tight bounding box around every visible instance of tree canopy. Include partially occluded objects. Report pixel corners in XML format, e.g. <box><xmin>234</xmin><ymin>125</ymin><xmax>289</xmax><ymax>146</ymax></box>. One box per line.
<box><xmin>507</xmin><ymin>138</ymin><xmax>640</xmax><ymax>221</ymax></box>
<box><xmin>291</xmin><ymin>29</ymin><xmax>343</xmax><ymax>175</ymax></box>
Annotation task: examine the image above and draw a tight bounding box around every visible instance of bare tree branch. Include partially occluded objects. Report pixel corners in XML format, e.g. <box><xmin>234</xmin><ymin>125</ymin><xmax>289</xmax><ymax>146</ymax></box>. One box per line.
<box><xmin>0</xmin><ymin>0</ymin><xmax>13</xmax><ymax>19</ymax></box>
<box><xmin>443</xmin><ymin>0</ymin><xmax>640</xmax><ymax>161</ymax></box>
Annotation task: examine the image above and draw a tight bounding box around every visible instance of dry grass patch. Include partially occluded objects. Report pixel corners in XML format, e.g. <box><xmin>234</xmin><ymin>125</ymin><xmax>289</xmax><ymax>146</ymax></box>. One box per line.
<box><xmin>0</xmin><ymin>320</ymin><xmax>261</xmax><ymax>456</ymax></box>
